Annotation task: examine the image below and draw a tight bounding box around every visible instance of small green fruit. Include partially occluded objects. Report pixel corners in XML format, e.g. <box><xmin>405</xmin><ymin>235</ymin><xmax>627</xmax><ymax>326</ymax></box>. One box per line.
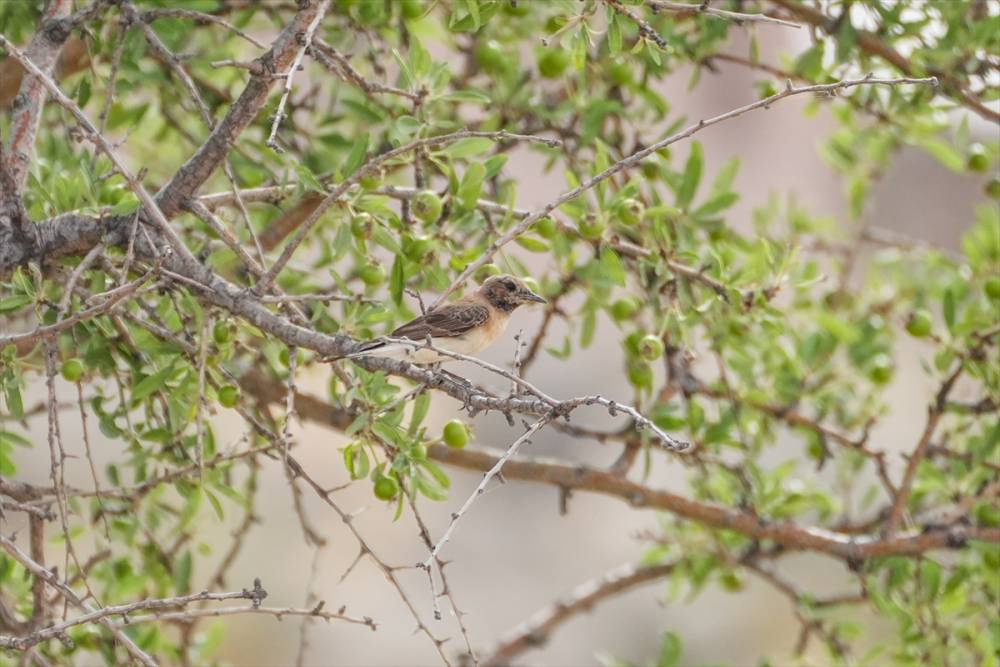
<box><xmin>443</xmin><ymin>419</ymin><xmax>469</xmax><ymax>449</ymax></box>
<box><xmin>720</xmin><ymin>571</ymin><xmax>744</xmax><ymax>592</ymax></box>
<box><xmin>868</xmin><ymin>354</ymin><xmax>893</xmax><ymax>386</ymax></box>
<box><xmin>578</xmin><ymin>215</ymin><xmax>605</xmax><ymax>240</ymax></box>
<box><xmin>218</xmin><ymin>384</ymin><xmax>240</xmax><ymax>408</ymax></box>
<box><xmin>967</xmin><ymin>143</ymin><xmax>989</xmax><ymax>173</ymax></box>
<box><xmin>356</xmin><ymin>0</ymin><xmax>386</xmax><ymax>25</ymax></box>
<box><xmin>624</xmin><ymin>330</ymin><xmax>645</xmax><ymax>356</ymax></box>
<box><xmin>412</xmin><ymin>190</ymin><xmax>443</xmax><ymax>224</ymax></box>
<box><xmin>617</xmin><ymin>198</ymin><xmax>645</xmax><ymax>226</ymax></box>
<box><xmin>535</xmin><ymin>217</ymin><xmax>558</xmax><ymax>239</ymax></box>
<box><xmin>537</xmin><ymin>49</ymin><xmax>570</xmax><ymax>79</ymax></box>
<box><xmin>403</xmin><ymin>235</ymin><xmax>433</xmax><ymax>261</ymax></box>
<box><xmin>639</xmin><ymin>334</ymin><xmax>665</xmax><ymax>361</ymax></box>
<box><xmin>981</xmin><ymin>276</ymin><xmax>1000</xmax><ymax>300</ymax></box>
<box><xmin>607</xmin><ymin>59</ymin><xmax>632</xmax><ymax>86</ymax></box>
<box><xmin>359</xmin><ymin>263</ymin><xmax>386</xmax><ymax>286</ymax></box>
<box><xmin>400</xmin><ymin>0</ymin><xmax>424</xmax><ymax>19</ymax></box>
<box><xmin>474</xmin><ymin>40</ymin><xmax>506</xmax><ymax>74</ymax></box>
<box><xmin>213</xmin><ymin>321</ymin><xmax>231</xmax><ymax>345</ymax></box>
<box><xmin>503</xmin><ymin>0</ymin><xmax>530</xmax><ymax>16</ymax></box>
<box><xmin>351</xmin><ymin>213</ymin><xmax>373</xmax><ymax>239</ymax></box>
<box><xmin>373</xmin><ymin>474</ymin><xmax>400</xmax><ymax>501</ymax></box>
<box><xmin>987</xmin><ymin>177</ymin><xmax>1000</xmax><ymax>199</ymax></box>
<box><xmin>610</xmin><ymin>297</ymin><xmax>641</xmax><ymax>321</ymax></box>
<box><xmin>628</xmin><ymin>360</ymin><xmax>653</xmax><ymax>390</ymax></box>
<box><xmin>411</xmin><ymin>443</ymin><xmax>428</xmax><ymax>460</ymax></box>
<box><xmin>61</xmin><ymin>358</ymin><xmax>84</xmax><ymax>382</ymax></box>
<box><xmin>905</xmin><ymin>309</ymin><xmax>933</xmax><ymax>338</ymax></box>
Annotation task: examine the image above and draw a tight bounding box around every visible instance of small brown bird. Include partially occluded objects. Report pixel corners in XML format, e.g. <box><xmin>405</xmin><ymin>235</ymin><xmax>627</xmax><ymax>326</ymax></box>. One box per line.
<box><xmin>347</xmin><ymin>274</ymin><xmax>546</xmax><ymax>364</ymax></box>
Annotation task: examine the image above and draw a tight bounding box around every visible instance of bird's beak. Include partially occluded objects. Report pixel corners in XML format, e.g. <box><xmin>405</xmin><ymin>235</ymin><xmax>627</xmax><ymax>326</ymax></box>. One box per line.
<box><xmin>522</xmin><ymin>289</ymin><xmax>547</xmax><ymax>304</ymax></box>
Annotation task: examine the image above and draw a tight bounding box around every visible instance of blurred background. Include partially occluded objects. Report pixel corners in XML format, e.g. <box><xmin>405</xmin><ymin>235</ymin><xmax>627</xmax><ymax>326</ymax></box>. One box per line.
<box><xmin>8</xmin><ymin>18</ymin><xmax>996</xmax><ymax>667</ymax></box>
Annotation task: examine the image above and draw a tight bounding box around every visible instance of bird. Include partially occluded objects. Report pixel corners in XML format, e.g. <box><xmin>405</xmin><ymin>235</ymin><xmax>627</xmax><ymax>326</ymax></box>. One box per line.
<box><xmin>343</xmin><ymin>274</ymin><xmax>546</xmax><ymax>364</ymax></box>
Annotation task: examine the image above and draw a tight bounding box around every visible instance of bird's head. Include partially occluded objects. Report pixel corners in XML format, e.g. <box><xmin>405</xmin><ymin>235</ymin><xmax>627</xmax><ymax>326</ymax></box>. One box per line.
<box><xmin>479</xmin><ymin>274</ymin><xmax>547</xmax><ymax>312</ymax></box>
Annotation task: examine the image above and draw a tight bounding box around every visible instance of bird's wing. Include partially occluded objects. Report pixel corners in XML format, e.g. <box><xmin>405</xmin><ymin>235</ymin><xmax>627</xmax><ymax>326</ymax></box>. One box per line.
<box><xmin>390</xmin><ymin>302</ymin><xmax>490</xmax><ymax>340</ymax></box>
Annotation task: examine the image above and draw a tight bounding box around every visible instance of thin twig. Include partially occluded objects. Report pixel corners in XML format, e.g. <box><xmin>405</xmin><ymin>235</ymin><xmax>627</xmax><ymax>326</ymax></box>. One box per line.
<box><xmin>649</xmin><ymin>0</ymin><xmax>801</xmax><ymax>28</ymax></box>
<box><xmin>266</xmin><ymin>0</ymin><xmax>330</xmax><ymax>151</ymax></box>
<box><xmin>422</xmin><ymin>418</ymin><xmax>550</xmax><ymax>568</ymax></box>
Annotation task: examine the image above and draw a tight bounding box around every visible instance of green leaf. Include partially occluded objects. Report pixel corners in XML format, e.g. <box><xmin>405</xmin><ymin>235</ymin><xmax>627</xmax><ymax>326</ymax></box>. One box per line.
<box><xmin>943</xmin><ymin>288</ymin><xmax>956</xmax><ymax>331</ymax></box>
<box><xmin>414</xmin><ymin>472</ymin><xmax>448</xmax><ymax>501</ymax></box>
<box><xmin>442</xmin><ymin>137</ymin><xmax>495</xmax><ymax>158</ymax></box>
<box><xmin>4</xmin><ymin>384</ymin><xmax>23</xmax><ymax>420</ymax></box>
<box><xmin>794</xmin><ymin>43</ymin><xmax>825</xmax><ymax>79</ymax></box>
<box><xmin>917</xmin><ymin>137</ymin><xmax>964</xmax><ymax>172</ymax></box>
<box><xmin>409</xmin><ymin>391</ymin><xmax>430</xmax><ymax>435</ymax></box>
<box><xmin>608</xmin><ymin>10</ymin><xmax>622</xmax><ymax>53</ymax></box>
<box><xmin>344</xmin><ymin>443</ymin><xmax>370</xmax><ymax>480</ymax></box>
<box><xmin>109</xmin><ymin>196</ymin><xmax>140</xmax><ymax>217</ymax></box>
<box><xmin>515</xmin><ymin>236</ymin><xmax>549</xmax><ymax>253</ymax></box>
<box><xmin>457</xmin><ymin>162</ymin><xmax>486</xmax><ymax>211</ymax></box>
<box><xmin>419</xmin><ymin>459</ymin><xmax>451</xmax><ymax>490</ymax></box>
<box><xmin>657</xmin><ymin>632</ymin><xmax>683</xmax><ymax>667</ymax></box>
<box><xmin>0</xmin><ymin>295</ymin><xmax>32</xmax><ymax>313</ymax></box>
<box><xmin>600</xmin><ymin>245</ymin><xmax>626</xmax><ymax>286</ymax></box>
<box><xmin>174</xmin><ymin>551</ymin><xmax>193</xmax><ymax>595</ymax></box>
<box><xmin>295</xmin><ymin>163</ymin><xmax>326</xmax><ymax>194</ymax></box>
<box><xmin>390</xmin><ymin>255</ymin><xmax>405</xmax><ymax>306</ymax></box>
<box><xmin>921</xmin><ymin>560</ymin><xmax>942</xmax><ymax>599</ymax></box>
<box><xmin>344</xmin><ymin>133</ymin><xmax>370</xmax><ymax>177</ymax></box>
<box><xmin>676</xmin><ymin>142</ymin><xmax>703</xmax><ymax>209</ymax></box>
<box><xmin>130</xmin><ymin>361</ymin><xmax>177</xmax><ymax>405</ymax></box>
<box><xmin>436</xmin><ymin>90</ymin><xmax>491</xmax><ymax>104</ymax></box>
<box><xmin>692</xmin><ymin>192</ymin><xmax>739</xmax><ymax>218</ymax></box>
<box><xmin>580</xmin><ymin>309</ymin><xmax>596</xmax><ymax>348</ymax></box>
<box><xmin>464</xmin><ymin>0</ymin><xmax>480</xmax><ymax>30</ymax></box>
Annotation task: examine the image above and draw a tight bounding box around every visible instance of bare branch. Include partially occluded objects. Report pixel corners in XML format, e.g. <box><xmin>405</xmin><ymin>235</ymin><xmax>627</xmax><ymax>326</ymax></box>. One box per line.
<box><xmin>154</xmin><ymin>0</ymin><xmax>324</xmax><ymax>217</ymax></box>
<box><xmin>649</xmin><ymin>0</ymin><xmax>801</xmax><ymax>28</ymax></box>
<box><xmin>311</xmin><ymin>39</ymin><xmax>421</xmax><ymax>101</ymax></box>
<box><xmin>481</xmin><ymin>561</ymin><xmax>678</xmax><ymax>667</ymax></box>
<box><xmin>2</xmin><ymin>0</ymin><xmax>74</xmax><ymax>190</ymax></box>
<box><xmin>422</xmin><ymin>418</ymin><xmax>550</xmax><ymax>567</ymax></box>
<box><xmin>140</xmin><ymin>7</ymin><xmax>267</xmax><ymax>49</ymax></box>
<box><xmin>0</xmin><ymin>583</ymin><xmax>274</xmax><ymax>651</ymax></box>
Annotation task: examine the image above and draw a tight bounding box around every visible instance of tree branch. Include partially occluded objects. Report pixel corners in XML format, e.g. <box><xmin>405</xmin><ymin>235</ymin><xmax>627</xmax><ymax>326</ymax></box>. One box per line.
<box><xmin>481</xmin><ymin>561</ymin><xmax>679</xmax><ymax>667</ymax></box>
<box><xmin>1</xmin><ymin>0</ymin><xmax>74</xmax><ymax>190</ymax></box>
<box><xmin>650</xmin><ymin>0</ymin><xmax>801</xmax><ymax>28</ymax></box>
<box><xmin>153</xmin><ymin>0</ymin><xmax>324</xmax><ymax>218</ymax></box>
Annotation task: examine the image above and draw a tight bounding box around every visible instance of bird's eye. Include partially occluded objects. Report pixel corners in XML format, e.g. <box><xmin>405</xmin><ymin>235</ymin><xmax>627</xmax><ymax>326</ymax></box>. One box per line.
<box><xmin>503</xmin><ymin>279</ymin><xmax>515</xmax><ymax>291</ymax></box>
